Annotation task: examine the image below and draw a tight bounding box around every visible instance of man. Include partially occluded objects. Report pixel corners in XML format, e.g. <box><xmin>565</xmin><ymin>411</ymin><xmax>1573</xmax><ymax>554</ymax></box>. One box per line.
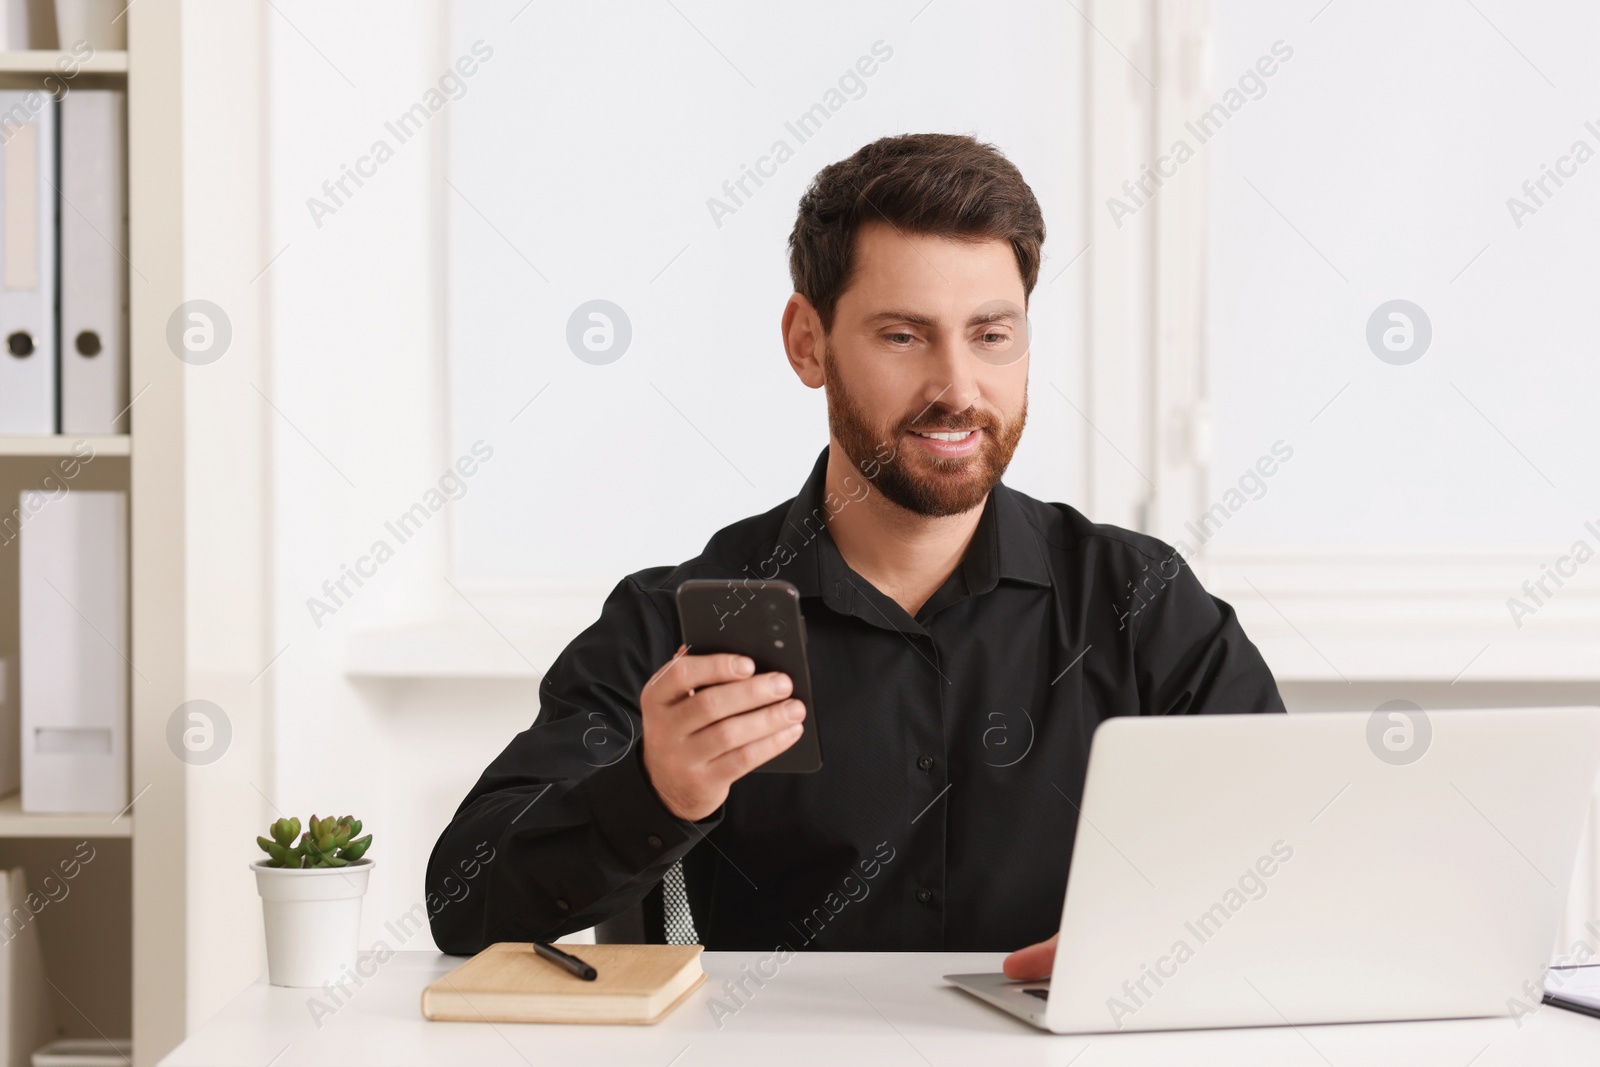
<box><xmin>427</xmin><ymin>133</ymin><xmax>1285</xmax><ymax>979</ymax></box>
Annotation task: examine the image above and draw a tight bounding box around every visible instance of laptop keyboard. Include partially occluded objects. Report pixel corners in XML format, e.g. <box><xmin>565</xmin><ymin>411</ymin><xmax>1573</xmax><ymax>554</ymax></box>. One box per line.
<box><xmin>1022</xmin><ymin>988</ymin><xmax>1049</xmax><ymax>1000</ymax></box>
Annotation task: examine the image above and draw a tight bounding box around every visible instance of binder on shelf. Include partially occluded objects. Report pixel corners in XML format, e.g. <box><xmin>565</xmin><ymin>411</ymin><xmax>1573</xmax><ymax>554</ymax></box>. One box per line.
<box><xmin>0</xmin><ymin>0</ymin><xmax>57</xmax><ymax>51</ymax></box>
<box><xmin>60</xmin><ymin>89</ymin><xmax>127</xmax><ymax>434</ymax></box>
<box><xmin>0</xmin><ymin>657</ymin><xmax>13</xmax><ymax>798</ymax></box>
<box><xmin>18</xmin><ymin>490</ymin><xmax>127</xmax><ymax>814</ymax></box>
<box><xmin>0</xmin><ymin>91</ymin><xmax>57</xmax><ymax>435</ymax></box>
<box><xmin>0</xmin><ymin>867</ymin><xmax>54</xmax><ymax>1067</ymax></box>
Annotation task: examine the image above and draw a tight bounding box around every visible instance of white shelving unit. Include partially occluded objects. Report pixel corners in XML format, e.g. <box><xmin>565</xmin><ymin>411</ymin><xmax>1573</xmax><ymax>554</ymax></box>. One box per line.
<box><xmin>0</xmin><ymin>11</ymin><xmax>186</xmax><ymax>1066</ymax></box>
<box><xmin>0</xmin><ymin>435</ymin><xmax>131</xmax><ymax>457</ymax></box>
<box><xmin>0</xmin><ymin>794</ymin><xmax>131</xmax><ymax>838</ymax></box>
<box><xmin>126</xmin><ymin>6</ymin><xmax>189</xmax><ymax>1064</ymax></box>
<box><xmin>0</xmin><ymin>50</ymin><xmax>126</xmax><ymax>74</ymax></box>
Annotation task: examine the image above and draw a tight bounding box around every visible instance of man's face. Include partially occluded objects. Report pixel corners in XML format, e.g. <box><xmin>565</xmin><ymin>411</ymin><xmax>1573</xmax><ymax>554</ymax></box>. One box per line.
<box><xmin>821</xmin><ymin>220</ymin><xmax>1029</xmax><ymax>517</ymax></box>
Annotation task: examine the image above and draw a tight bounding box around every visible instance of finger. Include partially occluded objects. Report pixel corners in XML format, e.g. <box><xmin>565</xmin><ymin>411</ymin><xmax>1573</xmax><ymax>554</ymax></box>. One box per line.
<box><xmin>676</xmin><ymin>672</ymin><xmax>793</xmax><ymax>733</ymax></box>
<box><xmin>652</xmin><ymin>651</ymin><xmax>757</xmax><ymax>704</ymax></box>
<box><xmin>708</xmin><ymin>718</ymin><xmax>805</xmax><ymax>778</ymax></box>
<box><xmin>1001</xmin><ymin>933</ymin><xmax>1058</xmax><ymax>981</ymax></box>
<box><xmin>642</xmin><ymin>644</ymin><xmax>691</xmax><ymax>695</ymax></box>
<box><xmin>692</xmin><ymin>699</ymin><xmax>805</xmax><ymax>760</ymax></box>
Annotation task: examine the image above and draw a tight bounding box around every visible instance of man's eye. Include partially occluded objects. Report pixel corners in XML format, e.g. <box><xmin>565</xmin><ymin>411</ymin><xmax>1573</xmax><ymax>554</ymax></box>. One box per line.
<box><xmin>885</xmin><ymin>332</ymin><xmax>915</xmax><ymax>346</ymax></box>
<box><xmin>982</xmin><ymin>331</ymin><xmax>1009</xmax><ymax>344</ymax></box>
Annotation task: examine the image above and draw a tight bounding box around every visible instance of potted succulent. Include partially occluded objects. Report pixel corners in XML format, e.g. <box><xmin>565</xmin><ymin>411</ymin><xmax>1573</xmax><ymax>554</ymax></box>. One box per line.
<box><xmin>252</xmin><ymin>815</ymin><xmax>375</xmax><ymax>987</ymax></box>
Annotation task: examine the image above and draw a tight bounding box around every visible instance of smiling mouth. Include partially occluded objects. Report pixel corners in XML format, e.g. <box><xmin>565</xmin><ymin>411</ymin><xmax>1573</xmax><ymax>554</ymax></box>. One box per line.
<box><xmin>909</xmin><ymin>429</ymin><xmax>978</xmax><ymax>441</ymax></box>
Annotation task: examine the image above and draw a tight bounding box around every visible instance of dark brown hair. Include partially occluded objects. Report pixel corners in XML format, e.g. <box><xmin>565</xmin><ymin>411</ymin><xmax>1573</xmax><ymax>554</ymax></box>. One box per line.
<box><xmin>787</xmin><ymin>132</ymin><xmax>1046</xmax><ymax>332</ymax></box>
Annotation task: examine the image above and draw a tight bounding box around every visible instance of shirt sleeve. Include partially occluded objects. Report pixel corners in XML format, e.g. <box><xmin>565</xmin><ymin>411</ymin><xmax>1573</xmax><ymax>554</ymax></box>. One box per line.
<box><xmin>425</xmin><ymin>575</ymin><xmax>721</xmax><ymax>955</ymax></box>
<box><xmin>1129</xmin><ymin>548</ymin><xmax>1287</xmax><ymax>716</ymax></box>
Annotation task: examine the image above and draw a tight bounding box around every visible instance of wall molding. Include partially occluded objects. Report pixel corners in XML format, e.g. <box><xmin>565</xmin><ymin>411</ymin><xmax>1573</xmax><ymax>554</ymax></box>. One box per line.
<box><xmin>346</xmin><ymin>546</ymin><xmax>1600</xmax><ymax>682</ymax></box>
<box><xmin>1194</xmin><ymin>544</ymin><xmax>1600</xmax><ymax>682</ymax></box>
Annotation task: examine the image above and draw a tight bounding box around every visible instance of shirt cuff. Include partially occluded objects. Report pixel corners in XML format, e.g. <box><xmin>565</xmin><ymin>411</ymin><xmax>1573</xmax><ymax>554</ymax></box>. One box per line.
<box><xmin>586</xmin><ymin>743</ymin><xmax>724</xmax><ymax>872</ymax></box>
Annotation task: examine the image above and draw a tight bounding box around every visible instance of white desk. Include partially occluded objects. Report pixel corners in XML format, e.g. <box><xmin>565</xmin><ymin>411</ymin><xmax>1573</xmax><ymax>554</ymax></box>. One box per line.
<box><xmin>159</xmin><ymin>951</ymin><xmax>1600</xmax><ymax>1066</ymax></box>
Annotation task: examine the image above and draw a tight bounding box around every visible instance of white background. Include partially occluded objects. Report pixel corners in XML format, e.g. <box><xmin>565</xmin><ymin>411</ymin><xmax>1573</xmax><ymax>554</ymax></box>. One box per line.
<box><xmin>1205</xmin><ymin>0</ymin><xmax>1600</xmax><ymax>548</ymax></box>
<box><xmin>444</xmin><ymin>0</ymin><xmax>1085</xmax><ymax>591</ymax></box>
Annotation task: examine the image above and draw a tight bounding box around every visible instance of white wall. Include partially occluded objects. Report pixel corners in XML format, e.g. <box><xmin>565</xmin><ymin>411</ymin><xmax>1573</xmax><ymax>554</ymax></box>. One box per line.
<box><xmin>259</xmin><ymin>0</ymin><xmax>486</xmax><ymax>962</ymax></box>
<box><xmin>1205</xmin><ymin>0</ymin><xmax>1600</xmax><ymax>548</ymax></box>
<box><xmin>444</xmin><ymin>0</ymin><xmax>1087</xmax><ymax>596</ymax></box>
<box><xmin>181</xmin><ymin>0</ymin><xmax>270</xmax><ymax>1029</ymax></box>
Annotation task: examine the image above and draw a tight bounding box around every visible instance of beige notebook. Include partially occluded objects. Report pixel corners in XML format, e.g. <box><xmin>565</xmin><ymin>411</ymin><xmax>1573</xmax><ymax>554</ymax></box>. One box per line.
<box><xmin>421</xmin><ymin>943</ymin><xmax>706</xmax><ymax>1025</ymax></box>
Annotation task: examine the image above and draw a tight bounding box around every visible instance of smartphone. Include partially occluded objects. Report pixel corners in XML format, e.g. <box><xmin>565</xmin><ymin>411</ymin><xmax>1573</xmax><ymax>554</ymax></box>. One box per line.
<box><xmin>674</xmin><ymin>578</ymin><xmax>822</xmax><ymax>773</ymax></box>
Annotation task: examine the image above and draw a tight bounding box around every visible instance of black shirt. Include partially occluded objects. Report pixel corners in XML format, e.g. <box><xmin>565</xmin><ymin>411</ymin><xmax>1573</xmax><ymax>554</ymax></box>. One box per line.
<box><xmin>426</xmin><ymin>446</ymin><xmax>1285</xmax><ymax>955</ymax></box>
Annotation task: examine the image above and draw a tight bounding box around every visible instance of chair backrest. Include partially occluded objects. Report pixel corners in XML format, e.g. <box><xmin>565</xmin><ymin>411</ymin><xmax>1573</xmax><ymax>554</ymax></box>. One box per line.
<box><xmin>593</xmin><ymin>882</ymin><xmax>662</xmax><ymax>944</ymax></box>
<box><xmin>593</xmin><ymin>860</ymin><xmax>695</xmax><ymax>944</ymax></box>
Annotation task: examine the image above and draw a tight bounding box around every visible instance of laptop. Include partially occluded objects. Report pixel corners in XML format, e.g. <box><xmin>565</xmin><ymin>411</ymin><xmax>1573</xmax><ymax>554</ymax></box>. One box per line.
<box><xmin>946</xmin><ymin>707</ymin><xmax>1600</xmax><ymax>1033</ymax></box>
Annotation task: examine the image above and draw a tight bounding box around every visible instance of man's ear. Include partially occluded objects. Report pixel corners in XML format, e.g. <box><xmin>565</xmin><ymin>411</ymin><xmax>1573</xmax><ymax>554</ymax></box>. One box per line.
<box><xmin>782</xmin><ymin>293</ymin><xmax>827</xmax><ymax>389</ymax></box>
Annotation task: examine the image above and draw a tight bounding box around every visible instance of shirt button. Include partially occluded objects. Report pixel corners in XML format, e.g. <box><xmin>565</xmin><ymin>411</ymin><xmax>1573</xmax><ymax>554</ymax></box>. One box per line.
<box><xmin>916</xmin><ymin>888</ymin><xmax>933</xmax><ymax>905</ymax></box>
<box><xmin>647</xmin><ymin>834</ymin><xmax>662</xmax><ymax>849</ymax></box>
<box><xmin>917</xmin><ymin>754</ymin><xmax>934</xmax><ymax>772</ymax></box>
<box><xmin>556</xmin><ymin>898</ymin><xmax>570</xmax><ymax>911</ymax></box>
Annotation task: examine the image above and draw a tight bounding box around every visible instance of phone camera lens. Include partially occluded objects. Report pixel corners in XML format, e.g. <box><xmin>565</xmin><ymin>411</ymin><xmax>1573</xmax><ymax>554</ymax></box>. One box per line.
<box><xmin>762</xmin><ymin>598</ymin><xmax>780</xmax><ymax>614</ymax></box>
<box><xmin>767</xmin><ymin>619</ymin><xmax>786</xmax><ymax>636</ymax></box>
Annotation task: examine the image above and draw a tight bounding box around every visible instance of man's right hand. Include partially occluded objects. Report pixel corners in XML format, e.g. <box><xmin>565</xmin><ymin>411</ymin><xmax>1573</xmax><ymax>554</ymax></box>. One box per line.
<box><xmin>639</xmin><ymin>646</ymin><xmax>806</xmax><ymax>822</ymax></box>
<box><xmin>1003</xmin><ymin>932</ymin><xmax>1057</xmax><ymax>981</ymax></box>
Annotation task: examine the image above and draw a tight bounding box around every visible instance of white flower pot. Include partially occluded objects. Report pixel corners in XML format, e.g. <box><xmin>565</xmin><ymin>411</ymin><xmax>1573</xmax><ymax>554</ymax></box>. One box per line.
<box><xmin>252</xmin><ymin>859</ymin><xmax>374</xmax><ymax>988</ymax></box>
<box><xmin>53</xmin><ymin>0</ymin><xmax>127</xmax><ymax>50</ymax></box>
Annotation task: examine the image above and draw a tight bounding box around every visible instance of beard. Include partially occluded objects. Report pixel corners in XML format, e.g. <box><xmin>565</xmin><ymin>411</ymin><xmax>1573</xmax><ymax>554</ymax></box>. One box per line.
<box><xmin>823</xmin><ymin>347</ymin><xmax>1027</xmax><ymax>518</ymax></box>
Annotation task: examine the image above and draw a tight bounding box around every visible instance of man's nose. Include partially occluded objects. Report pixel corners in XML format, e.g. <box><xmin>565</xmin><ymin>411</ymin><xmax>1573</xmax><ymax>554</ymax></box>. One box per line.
<box><xmin>919</xmin><ymin>334</ymin><xmax>982</xmax><ymax>416</ymax></box>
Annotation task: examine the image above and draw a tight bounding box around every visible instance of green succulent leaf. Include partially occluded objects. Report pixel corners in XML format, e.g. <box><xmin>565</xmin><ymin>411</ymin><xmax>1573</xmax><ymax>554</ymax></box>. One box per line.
<box><xmin>257</xmin><ymin>838</ymin><xmax>299</xmax><ymax>867</ymax></box>
<box><xmin>262</xmin><ymin>814</ymin><xmax>371</xmax><ymax>866</ymax></box>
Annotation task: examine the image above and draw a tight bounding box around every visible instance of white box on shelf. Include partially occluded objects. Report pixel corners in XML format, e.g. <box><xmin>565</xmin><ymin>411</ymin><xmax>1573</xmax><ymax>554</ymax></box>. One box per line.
<box><xmin>18</xmin><ymin>489</ymin><xmax>127</xmax><ymax>813</ymax></box>
<box><xmin>30</xmin><ymin>1039</ymin><xmax>132</xmax><ymax>1067</ymax></box>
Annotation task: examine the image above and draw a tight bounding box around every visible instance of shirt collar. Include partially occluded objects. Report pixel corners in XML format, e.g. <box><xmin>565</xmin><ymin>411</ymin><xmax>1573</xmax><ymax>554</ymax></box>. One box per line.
<box><xmin>771</xmin><ymin>447</ymin><xmax>844</xmax><ymax>609</ymax></box>
<box><xmin>766</xmin><ymin>446</ymin><xmax>1051</xmax><ymax>622</ymax></box>
<box><xmin>961</xmin><ymin>476</ymin><xmax>1054</xmax><ymax>595</ymax></box>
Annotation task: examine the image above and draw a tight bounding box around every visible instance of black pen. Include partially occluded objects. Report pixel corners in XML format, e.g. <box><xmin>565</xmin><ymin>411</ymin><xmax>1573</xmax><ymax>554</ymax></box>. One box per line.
<box><xmin>532</xmin><ymin>940</ymin><xmax>598</xmax><ymax>981</ymax></box>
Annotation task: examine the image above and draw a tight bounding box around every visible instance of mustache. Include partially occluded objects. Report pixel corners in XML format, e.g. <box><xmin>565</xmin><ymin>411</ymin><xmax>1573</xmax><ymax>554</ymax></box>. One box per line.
<box><xmin>899</xmin><ymin>404</ymin><xmax>1001</xmax><ymax>434</ymax></box>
